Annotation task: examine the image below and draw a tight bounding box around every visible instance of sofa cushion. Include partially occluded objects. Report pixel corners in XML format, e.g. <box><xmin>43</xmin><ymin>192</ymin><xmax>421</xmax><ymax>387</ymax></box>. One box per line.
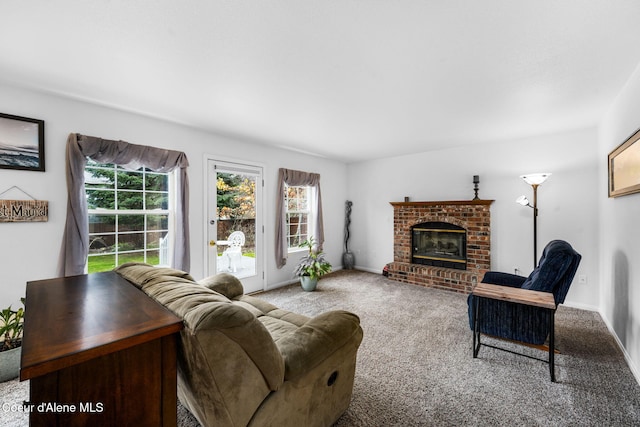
<box><xmin>115</xmin><ymin>263</ymin><xmax>285</xmax><ymax>392</ymax></box>
<box><xmin>116</xmin><ymin>263</ymin><xmax>231</xmax><ymax>322</ymax></box>
<box><xmin>116</xmin><ymin>262</ymin><xmax>195</xmax><ymax>289</ymax></box>
<box><xmin>259</xmin><ymin>316</ymin><xmax>301</xmax><ymax>343</ymax></box>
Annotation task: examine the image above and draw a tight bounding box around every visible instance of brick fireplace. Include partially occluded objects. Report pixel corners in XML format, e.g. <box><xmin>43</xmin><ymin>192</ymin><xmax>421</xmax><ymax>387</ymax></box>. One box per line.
<box><xmin>388</xmin><ymin>199</ymin><xmax>493</xmax><ymax>294</ymax></box>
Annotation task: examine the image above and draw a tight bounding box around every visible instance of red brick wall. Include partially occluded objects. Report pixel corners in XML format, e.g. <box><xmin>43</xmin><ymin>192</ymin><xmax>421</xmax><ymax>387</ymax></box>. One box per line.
<box><xmin>388</xmin><ymin>200</ymin><xmax>493</xmax><ymax>294</ymax></box>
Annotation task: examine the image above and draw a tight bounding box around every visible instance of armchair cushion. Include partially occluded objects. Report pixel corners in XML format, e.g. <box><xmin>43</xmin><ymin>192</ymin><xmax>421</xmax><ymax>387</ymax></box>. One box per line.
<box><xmin>481</xmin><ymin>271</ymin><xmax>526</xmax><ymax>288</ymax></box>
<box><xmin>521</xmin><ymin>240</ymin><xmax>582</xmax><ymax>304</ymax></box>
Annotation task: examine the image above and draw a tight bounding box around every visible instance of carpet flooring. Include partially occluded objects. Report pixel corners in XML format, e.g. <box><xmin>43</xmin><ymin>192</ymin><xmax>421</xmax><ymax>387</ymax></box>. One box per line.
<box><xmin>1</xmin><ymin>270</ymin><xmax>639</xmax><ymax>426</ymax></box>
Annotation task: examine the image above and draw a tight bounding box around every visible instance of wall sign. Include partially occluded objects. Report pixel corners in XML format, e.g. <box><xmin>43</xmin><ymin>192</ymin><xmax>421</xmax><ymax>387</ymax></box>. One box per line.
<box><xmin>0</xmin><ymin>200</ymin><xmax>48</xmax><ymax>222</ymax></box>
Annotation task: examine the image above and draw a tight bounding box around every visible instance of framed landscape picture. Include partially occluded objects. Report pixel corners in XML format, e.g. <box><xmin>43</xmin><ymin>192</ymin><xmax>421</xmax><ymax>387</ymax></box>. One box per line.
<box><xmin>0</xmin><ymin>113</ymin><xmax>45</xmax><ymax>172</ymax></box>
<box><xmin>609</xmin><ymin>127</ymin><xmax>640</xmax><ymax>198</ymax></box>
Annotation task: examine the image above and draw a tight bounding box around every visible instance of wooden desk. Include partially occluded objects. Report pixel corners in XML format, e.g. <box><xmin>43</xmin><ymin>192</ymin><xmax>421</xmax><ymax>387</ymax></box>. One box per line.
<box><xmin>20</xmin><ymin>272</ymin><xmax>183</xmax><ymax>426</ymax></box>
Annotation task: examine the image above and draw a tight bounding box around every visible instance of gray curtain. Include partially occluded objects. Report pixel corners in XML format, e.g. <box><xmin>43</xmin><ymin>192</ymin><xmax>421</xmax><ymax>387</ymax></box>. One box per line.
<box><xmin>275</xmin><ymin>168</ymin><xmax>324</xmax><ymax>269</ymax></box>
<box><xmin>58</xmin><ymin>133</ymin><xmax>190</xmax><ymax>276</ymax></box>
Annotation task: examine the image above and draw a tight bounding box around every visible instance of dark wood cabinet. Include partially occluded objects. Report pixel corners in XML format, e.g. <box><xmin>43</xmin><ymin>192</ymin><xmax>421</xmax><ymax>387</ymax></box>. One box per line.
<box><xmin>20</xmin><ymin>272</ymin><xmax>183</xmax><ymax>426</ymax></box>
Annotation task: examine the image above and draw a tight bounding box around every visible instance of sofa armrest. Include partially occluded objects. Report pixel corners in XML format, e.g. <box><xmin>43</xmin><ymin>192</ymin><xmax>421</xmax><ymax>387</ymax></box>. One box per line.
<box><xmin>197</xmin><ymin>273</ymin><xmax>244</xmax><ymax>299</ymax></box>
<box><xmin>277</xmin><ymin>310</ymin><xmax>363</xmax><ymax>381</ymax></box>
<box><xmin>481</xmin><ymin>271</ymin><xmax>527</xmax><ymax>288</ymax></box>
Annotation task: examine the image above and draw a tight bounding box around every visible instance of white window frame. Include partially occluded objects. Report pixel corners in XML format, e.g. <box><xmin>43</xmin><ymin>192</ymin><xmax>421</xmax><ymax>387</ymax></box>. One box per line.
<box><xmin>85</xmin><ymin>162</ymin><xmax>175</xmax><ymax>272</ymax></box>
<box><xmin>284</xmin><ymin>184</ymin><xmax>315</xmax><ymax>252</ymax></box>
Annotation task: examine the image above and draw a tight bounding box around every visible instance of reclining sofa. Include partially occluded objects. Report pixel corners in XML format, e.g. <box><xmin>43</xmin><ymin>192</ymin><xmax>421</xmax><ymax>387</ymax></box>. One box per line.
<box><xmin>115</xmin><ymin>263</ymin><xmax>363</xmax><ymax>427</ymax></box>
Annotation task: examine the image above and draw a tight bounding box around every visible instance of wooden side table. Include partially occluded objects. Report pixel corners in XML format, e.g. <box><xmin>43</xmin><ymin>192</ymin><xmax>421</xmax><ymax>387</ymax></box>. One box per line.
<box><xmin>20</xmin><ymin>272</ymin><xmax>183</xmax><ymax>426</ymax></box>
<box><xmin>471</xmin><ymin>282</ymin><xmax>557</xmax><ymax>381</ymax></box>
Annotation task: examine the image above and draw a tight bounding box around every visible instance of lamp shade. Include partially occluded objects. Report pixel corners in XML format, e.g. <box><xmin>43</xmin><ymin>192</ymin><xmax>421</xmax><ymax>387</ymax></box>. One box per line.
<box><xmin>516</xmin><ymin>195</ymin><xmax>530</xmax><ymax>206</ymax></box>
<box><xmin>520</xmin><ymin>173</ymin><xmax>551</xmax><ymax>185</ymax></box>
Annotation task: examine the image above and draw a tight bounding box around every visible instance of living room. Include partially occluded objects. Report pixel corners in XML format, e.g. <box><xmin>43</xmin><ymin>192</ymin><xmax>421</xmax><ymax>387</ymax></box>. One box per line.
<box><xmin>0</xmin><ymin>1</ymin><xmax>639</xmax><ymax>425</ymax></box>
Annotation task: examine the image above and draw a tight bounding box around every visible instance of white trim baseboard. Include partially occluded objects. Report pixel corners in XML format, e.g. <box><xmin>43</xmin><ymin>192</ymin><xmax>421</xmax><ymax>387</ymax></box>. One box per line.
<box><xmin>599</xmin><ymin>309</ymin><xmax>640</xmax><ymax>386</ymax></box>
<box><xmin>562</xmin><ymin>301</ymin><xmax>599</xmax><ymax>312</ymax></box>
<box><xmin>353</xmin><ymin>265</ymin><xmax>383</xmax><ymax>274</ymax></box>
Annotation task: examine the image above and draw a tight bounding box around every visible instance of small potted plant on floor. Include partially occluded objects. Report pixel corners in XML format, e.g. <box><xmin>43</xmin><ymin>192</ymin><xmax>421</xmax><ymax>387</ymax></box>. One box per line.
<box><xmin>293</xmin><ymin>237</ymin><xmax>332</xmax><ymax>291</ymax></box>
<box><xmin>0</xmin><ymin>298</ymin><xmax>25</xmax><ymax>382</ymax></box>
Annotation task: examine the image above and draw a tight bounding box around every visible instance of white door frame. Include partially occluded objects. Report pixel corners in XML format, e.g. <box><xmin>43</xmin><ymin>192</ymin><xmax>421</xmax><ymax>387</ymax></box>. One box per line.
<box><xmin>203</xmin><ymin>154</ymin><xmax>266</xmax><ymax>293</ymax></box>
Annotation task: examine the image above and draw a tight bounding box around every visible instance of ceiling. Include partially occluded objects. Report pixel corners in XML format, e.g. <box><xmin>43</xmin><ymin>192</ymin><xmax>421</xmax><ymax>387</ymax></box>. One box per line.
<box><xmin>2</xmin><ymin>1</ymin><xmax>640</xmax><ymax>163</ymax></box>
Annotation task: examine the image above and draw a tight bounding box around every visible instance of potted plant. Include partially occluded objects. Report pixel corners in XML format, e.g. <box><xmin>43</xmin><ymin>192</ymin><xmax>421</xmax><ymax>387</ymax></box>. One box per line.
<box><xmin>0</xmin><ymin>298</ymin><xmax>25</xmax><ymax>382</ymax></box>
<box><xmin>293</xmin><ymin>237</ymin><xmax>332</xmax><ymax>291</ymax></box>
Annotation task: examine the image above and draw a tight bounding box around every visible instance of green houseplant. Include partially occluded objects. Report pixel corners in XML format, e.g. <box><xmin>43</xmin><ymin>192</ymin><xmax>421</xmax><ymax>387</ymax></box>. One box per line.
<box><xmin>293</xmin><ymin>237</ymin><xmax>332</xmax><ymax>291</ymax></box>
<box><xmin>0</xmin><ymin>298</ymin><xmax>25</xmax><ymax>382</ymax></box>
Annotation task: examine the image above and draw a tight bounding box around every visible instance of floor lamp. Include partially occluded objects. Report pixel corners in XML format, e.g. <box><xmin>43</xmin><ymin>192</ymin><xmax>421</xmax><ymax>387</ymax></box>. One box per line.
<box><xmin>516</xmin><ymin>173</ymin><xmax>551</xmax><ymax>268</ymax></box>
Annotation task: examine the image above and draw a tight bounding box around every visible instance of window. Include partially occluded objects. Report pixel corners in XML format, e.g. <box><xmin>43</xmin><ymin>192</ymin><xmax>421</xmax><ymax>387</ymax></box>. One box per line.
<box><xmin>284</xmin><ymin>184</ymin><xmax>311</xmax><ymax>249</ymax></box>
<box><xmin>85</xmin><ymin>160</ymin><xmax>173</xmax><ymax>273</ymax></box>
<box><xmin>60</xmin><ymin>134</ymin><xmax>189</xmax><ymax>277</ymax></box>
<box><xmin>275</xmin><ymin>168</ymin><xmax>323</xmax><ymax>269</ymax></box>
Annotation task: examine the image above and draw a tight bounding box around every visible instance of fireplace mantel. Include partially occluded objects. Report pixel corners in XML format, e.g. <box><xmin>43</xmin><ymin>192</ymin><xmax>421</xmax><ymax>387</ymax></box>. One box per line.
<box><xmin>388</xmin><ymin>199</ymin><xmax>494</xmax><ymax>294</ymax></box>
<box><xmin>390</xmin><ymin>199</ymin><xmax>494</xmax><ymax>207</ymax></box>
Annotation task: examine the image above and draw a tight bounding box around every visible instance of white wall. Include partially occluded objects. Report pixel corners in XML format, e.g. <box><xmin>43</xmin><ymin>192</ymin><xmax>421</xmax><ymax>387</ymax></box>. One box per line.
<box><xmin>2</xmin><ymin>72</ymin><xmax>636</xmax><ymax>379</ymax></box>
<box><xmin>598</xmin><ymin>63</ymin><xmax>640</xmax><ymax>381</ymax></box>
<box><xmin>347</xmin><ymin>127</ymin><xmax>599</xmax><ymax>309</ymax></box>
<box><xmin>0</xmin><ymin>83</ymin><xmax>347</xmax><ymax>307</ymax></box>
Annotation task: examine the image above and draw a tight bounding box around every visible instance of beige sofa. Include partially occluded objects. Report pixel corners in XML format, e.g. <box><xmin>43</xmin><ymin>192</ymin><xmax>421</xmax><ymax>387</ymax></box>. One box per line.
<box><xmin>115</xmin><ymin>263</ymin><xmax>363</xmax><ymax>427</ymax></box>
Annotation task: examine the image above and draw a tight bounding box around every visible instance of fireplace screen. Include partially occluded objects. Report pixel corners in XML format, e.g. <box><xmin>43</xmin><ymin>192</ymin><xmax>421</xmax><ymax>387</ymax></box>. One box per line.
<box><xmin>411</xmin><ymin>222</ymin><xmax>466</xmax><ymax>270</ymax></box>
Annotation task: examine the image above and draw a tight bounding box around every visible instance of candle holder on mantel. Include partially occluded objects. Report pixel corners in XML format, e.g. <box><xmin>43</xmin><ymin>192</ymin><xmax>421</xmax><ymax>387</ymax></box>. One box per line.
<box><xmin>473</xmin><ymin>175</ymin><xmax>480</xmax><ymax>200</ymax></box>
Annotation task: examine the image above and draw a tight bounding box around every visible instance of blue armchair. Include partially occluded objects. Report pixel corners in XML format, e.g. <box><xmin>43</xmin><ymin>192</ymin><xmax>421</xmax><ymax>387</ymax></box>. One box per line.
<box><xmin>468</xmin><ymin>240</ymin><xmax>582</xmax><ymax>380</ymax></box>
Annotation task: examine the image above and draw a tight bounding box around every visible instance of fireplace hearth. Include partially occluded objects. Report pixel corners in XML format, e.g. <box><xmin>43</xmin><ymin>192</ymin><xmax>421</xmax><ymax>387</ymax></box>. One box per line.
<box><xmin>388</xmin><ymin>200</ymin><xmax>493</xmax><ymax>294</ymax></box>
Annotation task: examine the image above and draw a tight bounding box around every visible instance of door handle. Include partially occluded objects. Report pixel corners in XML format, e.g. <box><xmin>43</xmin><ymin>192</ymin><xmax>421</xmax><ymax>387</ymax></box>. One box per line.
<box><xmin>209</xmin><ymin>240</ymin><xmax>216</xmax><ymax>247</ymax></box>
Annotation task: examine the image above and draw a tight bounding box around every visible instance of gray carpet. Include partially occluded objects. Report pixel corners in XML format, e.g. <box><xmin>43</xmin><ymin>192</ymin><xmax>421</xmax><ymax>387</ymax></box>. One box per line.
<box><xmin>258</xmin><ymin>270</ymin><xmax>640</xmax><ymax>426</ymax></box>
<box><xmin>2</xmin><ymin>270</ymin><xmax>639</xmax><ymax>426</ymax></box>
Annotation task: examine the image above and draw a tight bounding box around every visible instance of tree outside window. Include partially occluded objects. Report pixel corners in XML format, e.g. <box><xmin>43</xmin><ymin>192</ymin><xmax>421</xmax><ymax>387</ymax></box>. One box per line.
<box><xmin>215</xmin><ymin>172</ymin><xmax>256</xmax><ymax>256</ymax></box>
<box><xmin>85</xmin><ymin>160</ymin><xmax>171</xmax><ymax>273</ymax></box>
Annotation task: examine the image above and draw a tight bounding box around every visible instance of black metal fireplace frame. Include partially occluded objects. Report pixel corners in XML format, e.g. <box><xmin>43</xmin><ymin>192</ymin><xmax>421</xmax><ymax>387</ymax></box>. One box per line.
<box><xmin>411</xmin><ymin>222</ymin><xmax>467</xmax><ymax>270</ymax></box>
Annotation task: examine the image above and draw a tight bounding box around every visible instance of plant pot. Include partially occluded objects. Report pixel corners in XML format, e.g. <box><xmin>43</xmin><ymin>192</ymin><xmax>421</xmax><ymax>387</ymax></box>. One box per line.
<box><xmin>300</xmin><ymin>276</ymin><xmax>318</xmax><ymax>292</ymax></box>
<box><xmin>0</xmin><ymin>346</ymin><xmax>21</xmax><ymax>382</ymax></box>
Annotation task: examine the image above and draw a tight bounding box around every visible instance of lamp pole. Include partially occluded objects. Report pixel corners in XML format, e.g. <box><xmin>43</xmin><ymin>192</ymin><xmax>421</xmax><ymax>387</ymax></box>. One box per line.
<box><xmin>518</xmin><ymin>173</ymin><xmax>551</xmax><ymax>269</ymax></box>
<box><xmin>532</xmin><ymin>183</ymin><xmax>539</xmax><ymax>268</ymax></box>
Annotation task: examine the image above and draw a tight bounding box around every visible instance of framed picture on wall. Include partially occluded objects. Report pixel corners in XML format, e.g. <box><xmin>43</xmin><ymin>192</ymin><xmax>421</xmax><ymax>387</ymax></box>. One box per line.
<box><xmin>0</xmin><ymin>112</ymin><xmax>45</xmax><ymax>172</ymax></box>
<box><xmin>608</xmin><ymin>127</ymin><xmax>640</xmax><ymax>198</ymax></box>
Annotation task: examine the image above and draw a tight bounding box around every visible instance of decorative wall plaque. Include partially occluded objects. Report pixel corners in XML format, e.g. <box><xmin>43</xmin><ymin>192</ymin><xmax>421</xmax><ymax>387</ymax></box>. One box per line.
<box><xmin>0</xmin><ymin>200</ymin><xmax>48</xmax><ymax>222</ymax></box>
